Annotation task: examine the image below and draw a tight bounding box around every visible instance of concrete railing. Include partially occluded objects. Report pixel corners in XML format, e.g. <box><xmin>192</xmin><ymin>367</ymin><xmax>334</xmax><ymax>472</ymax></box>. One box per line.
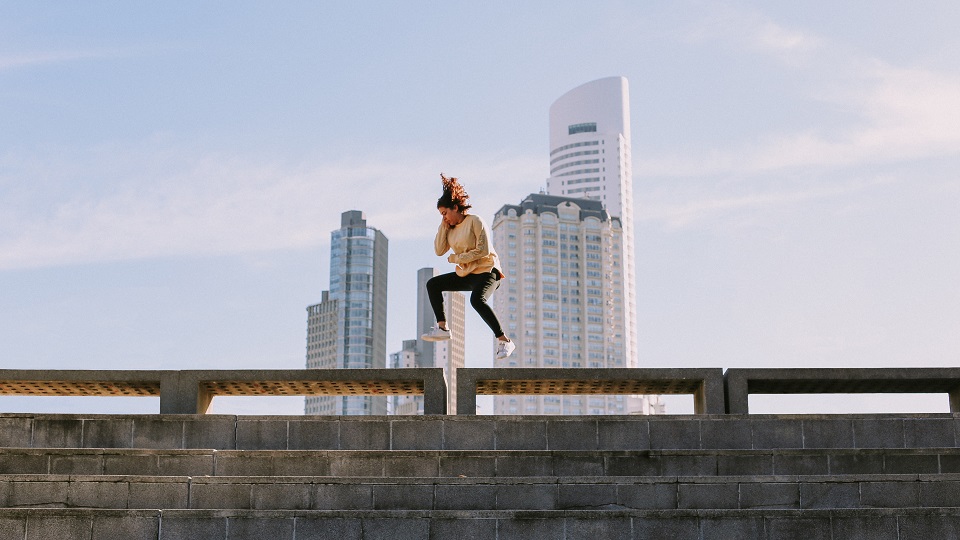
<box><xmin>0</xmin><ymin>369</ymin><xmax>448</xmax><ymax>415</ymax></box>
<box><xmin>724</xmin><ymin>367</ymin><xmax>960</xmax><ymax>414</ymax></box>
<box><xmin>456</xmin><ymin>368</ymin><xmax>726</xmax><ymax>415</ymax></box>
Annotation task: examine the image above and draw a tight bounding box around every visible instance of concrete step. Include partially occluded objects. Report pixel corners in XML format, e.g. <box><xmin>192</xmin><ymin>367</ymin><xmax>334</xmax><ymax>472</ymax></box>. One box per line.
<box><xmin>2</xmin><ymin>413</ymin><xmax>957</xmax><ymax>451</ymax></box>
<box><xmin>4</xmin><ymin>473</ymin><xmax>960</xmax><ymax>512</ymax></box>
<box><xmin>3</xmin><ymin>447</ymin><xmax>960</xmax><ymax>478</ymax></box>
<box><xmin>1</xmin><ymin>507</ymin><xmax>959</xmax><ymax>539</ymax></box>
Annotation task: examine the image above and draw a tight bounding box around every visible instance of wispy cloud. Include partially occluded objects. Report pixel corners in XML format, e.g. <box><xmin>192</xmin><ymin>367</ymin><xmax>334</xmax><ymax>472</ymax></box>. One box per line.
<box><xmin>0</xmin><ymin>143</ymin><xmax>541</xmax><ymax>270</ymax></box>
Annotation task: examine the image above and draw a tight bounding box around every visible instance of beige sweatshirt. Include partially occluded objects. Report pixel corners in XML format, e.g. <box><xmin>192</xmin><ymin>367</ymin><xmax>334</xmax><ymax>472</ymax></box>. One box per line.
<box><xmin>434</xmin><ymin>214</ymin><xmax>500</xmax><ymax>277</ymax></box>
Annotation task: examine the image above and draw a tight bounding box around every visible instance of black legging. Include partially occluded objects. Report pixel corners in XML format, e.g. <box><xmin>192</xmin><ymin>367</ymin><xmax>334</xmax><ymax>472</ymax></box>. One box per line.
<box><xmin>426</xmin><ymin>271</ymin><xmax>505</xmax><ymax>338</ymax></box>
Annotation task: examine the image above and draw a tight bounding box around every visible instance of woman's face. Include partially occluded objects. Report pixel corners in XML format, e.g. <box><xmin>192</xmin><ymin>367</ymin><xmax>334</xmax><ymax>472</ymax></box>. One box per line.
<box><xmin>439</xmin><ymin>205</ymin><xmax>464</xmax><ymax>227</ymax></box>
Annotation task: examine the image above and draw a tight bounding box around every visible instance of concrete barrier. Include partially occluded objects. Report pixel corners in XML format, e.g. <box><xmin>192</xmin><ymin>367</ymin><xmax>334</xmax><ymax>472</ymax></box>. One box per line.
<box><xmin>0</xmin><ymin>369</ymin><xmax>448</xmax><ymax>415</ymax></box>
<box><xmin>724</xmin><ymin>368</ymin><xmax>960</xmax><ymax>414</ymax></box>
<box><xmin>456</xmin><ymin>368</ymin><xmax>725</xmax><ymax>415</ymax></box>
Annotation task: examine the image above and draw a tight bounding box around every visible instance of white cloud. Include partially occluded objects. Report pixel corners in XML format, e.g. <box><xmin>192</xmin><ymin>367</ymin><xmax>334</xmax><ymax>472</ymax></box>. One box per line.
<box><xmin>0</xmin><ymin>144</ymin><xmax>542</xmax><ymax>270</ymax></box>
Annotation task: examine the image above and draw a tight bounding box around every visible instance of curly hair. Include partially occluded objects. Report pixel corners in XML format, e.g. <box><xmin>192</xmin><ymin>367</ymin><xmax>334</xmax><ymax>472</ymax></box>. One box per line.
<box><xmin>436</xmin><ymin>173</ymin><xmax>472</xmax><ymax>211</ymax></box>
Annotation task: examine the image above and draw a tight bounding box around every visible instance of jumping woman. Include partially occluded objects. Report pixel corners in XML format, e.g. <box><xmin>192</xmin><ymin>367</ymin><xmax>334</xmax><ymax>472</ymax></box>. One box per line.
<box><xmin>421</xmin><ymin>173</ymin><xmax>515</xmax><ymax>360</ymax></box>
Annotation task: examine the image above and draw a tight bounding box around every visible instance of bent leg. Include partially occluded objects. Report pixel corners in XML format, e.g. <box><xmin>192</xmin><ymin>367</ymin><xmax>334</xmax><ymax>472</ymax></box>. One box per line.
<box><xmin>468</xmin><ymin>272</ymin><xmax>506</xmax><ymax>338</ymax></box>
<box><xmin>426</xmin><ymin>272</ymin><xmax>472</xmax><ymax>323</ymax></box>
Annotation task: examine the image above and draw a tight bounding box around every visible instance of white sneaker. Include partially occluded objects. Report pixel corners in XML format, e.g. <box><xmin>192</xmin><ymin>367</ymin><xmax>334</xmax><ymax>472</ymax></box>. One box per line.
<box><xmin>495</xmin><ymin>339</ymin><xmax>516</xmax><ymax>359</ymax></box>
<box><xmin>421</xmin><ymin>326</ymin><xmax>452</xmax><ymax>342</ymax></box>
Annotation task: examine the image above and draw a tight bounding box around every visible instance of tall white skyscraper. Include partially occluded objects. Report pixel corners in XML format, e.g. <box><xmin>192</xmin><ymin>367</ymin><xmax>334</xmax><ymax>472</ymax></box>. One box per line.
<box><xmin>389</xmin><ymin>268</ymin><xmax>466</xmax><ymax>415</ymax></box>
<box><xmin>305</xmin><ymin>210</ymin><xmax>389</xmax><ymax>415</ymax></box>
<box><xmin>545</xmin><ymin>77</ymin><xmax>637</xmax><ymax>374</ymax></box>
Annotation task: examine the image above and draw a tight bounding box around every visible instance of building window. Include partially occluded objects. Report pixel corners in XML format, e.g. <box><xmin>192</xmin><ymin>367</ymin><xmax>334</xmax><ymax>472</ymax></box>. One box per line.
<box><xmin>569</xmin><ymin>123</ymin><xmax>597</xmax><ymax>135</ymax></box>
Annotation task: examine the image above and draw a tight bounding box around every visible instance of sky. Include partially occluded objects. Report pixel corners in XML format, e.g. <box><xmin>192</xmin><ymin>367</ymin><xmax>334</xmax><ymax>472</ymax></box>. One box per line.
<box><xmin>1</xmin><ymin>1</ymin><xmax>958</xmax><ymax>415</ymax></box>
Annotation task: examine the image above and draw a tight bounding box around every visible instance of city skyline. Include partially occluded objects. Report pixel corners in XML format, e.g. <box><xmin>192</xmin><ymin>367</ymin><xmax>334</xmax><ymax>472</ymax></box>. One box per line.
<box><xmin>2</xmin><ymin>3</ymin><xmax>958</xmax><ymax>415</ymax></box>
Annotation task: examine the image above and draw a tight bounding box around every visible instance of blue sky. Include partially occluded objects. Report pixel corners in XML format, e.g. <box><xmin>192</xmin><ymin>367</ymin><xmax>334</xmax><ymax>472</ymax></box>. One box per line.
<box><xmin>2</xmin><ymin>1</ymin><xmax>958</xmax><ymax>414</ymax></box>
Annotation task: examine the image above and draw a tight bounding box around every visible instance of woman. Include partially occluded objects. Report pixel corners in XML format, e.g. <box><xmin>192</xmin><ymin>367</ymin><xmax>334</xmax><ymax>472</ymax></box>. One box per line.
<box><xmin>422</xmin><ymin>173</ymin><xmax>515</xmax><ymax>360</ymax></box>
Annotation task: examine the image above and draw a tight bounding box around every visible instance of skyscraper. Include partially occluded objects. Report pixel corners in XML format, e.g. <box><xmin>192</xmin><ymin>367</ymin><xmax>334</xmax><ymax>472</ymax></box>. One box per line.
<box><xmin>492</xmin><ymin>194</ymin><xmax>644</xmax><ymax>414</ymax></box>
<box><xmin>545</xmin><ymin>77</ymin><xmax>637</xmax><ymax>375</ymax></box>
<box><xmin>390</xmin><ymin>268</ymin><xmax>466</xmax><ymax>415</ymax></box>
<box><xmin>305</xmin><ymin>210</ymin><xmax>389</xmax><ymax>415</ymax></box>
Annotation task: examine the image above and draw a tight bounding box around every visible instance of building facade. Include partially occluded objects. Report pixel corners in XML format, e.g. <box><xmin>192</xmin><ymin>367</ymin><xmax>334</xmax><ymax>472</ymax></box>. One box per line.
<box><xmin>390</xmin><ymin>268</ymin><xmax>466</xmax><ymax>415</ymax></box>
<box><xmin>544</xmin><ymin>77</ymin><xmax>637</xmax><ymax>380</ymax></box>
<box><xmin>305</xmin><ymin>210</ymin><xmax>389</xmax><ymax>415</ymax></box>
<box><xmin>492</xmin><ymin>194</ymin><xmax>657</xmax><ymax>415</ymax></box>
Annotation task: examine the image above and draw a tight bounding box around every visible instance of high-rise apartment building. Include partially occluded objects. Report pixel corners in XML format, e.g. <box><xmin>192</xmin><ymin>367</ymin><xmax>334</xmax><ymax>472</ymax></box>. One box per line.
<box><xmin>492</xmin><ymin>194</ymin><xmax>638</xmax><ymax>414</ymax></box>
<box><xmin>305</xmin><ymin>210</ymin><xmax>389</xmax><ymax>415</ymax></box>
<box><xmin>390</xmin><ymin>268</ymin><xmax>466</xmax><ymax>415</ymax></box>
<box><xmin>545</xmin><ymin>77</ymin><xmax>637</xmax><ymax>376</ymax></box>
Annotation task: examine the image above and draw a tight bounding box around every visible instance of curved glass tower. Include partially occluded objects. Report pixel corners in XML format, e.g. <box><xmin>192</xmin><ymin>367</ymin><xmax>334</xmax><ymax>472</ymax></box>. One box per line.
<box><xmin>545</xmin><ymin>76</ymin><xmax>637</xmax><ymax>371</ymax></box>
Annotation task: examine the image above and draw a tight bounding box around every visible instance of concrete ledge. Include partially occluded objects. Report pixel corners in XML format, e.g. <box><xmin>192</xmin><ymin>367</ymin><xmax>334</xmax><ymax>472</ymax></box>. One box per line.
<box><xmin>724</xmin><ymin>368</ymin><xmax>960</xmax><ymax>414</ymax></box>
<box><xmin>456</xmin><ymin>368</ymin><xmax>725</xmax><ymax>415</ymax></box>
<box><xmin>0</xmin><ymin>369</ymin><xmax>447</xmax><ymax>416</ymax></box>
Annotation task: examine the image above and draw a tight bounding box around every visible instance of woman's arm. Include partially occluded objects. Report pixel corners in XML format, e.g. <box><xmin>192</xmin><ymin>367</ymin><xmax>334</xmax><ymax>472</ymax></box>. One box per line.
<box><xmin>434</xmin><ymin>218</ymin><xmax>450</xmax><ymax>256</ymax></box>
<box><xmin>448</xmin><ymin>216</ymin><xmax>491</xmax><ymax>264</ymax></box>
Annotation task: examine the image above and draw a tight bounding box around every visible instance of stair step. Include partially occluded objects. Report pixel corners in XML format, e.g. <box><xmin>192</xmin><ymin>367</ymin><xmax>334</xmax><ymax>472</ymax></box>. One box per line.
<box><xmin>3</xmin><ymin>474</ymin><xmax>960</xmax><ymax>512</ymax></box>
<box><xmin>1</xmin><ymin>507</ymin><xmax>959</xmax><ymax>539</ymax></box>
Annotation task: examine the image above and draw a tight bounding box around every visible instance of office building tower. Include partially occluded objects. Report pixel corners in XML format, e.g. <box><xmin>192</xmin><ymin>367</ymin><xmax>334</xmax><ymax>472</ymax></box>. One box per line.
<box><xmin>390</xmin><ymin>268</ymin><xmax>466</xmax><ymax>414</ymax></box>
<box><xmin>305</xmin><ymin>210</ymin><xmax>389</xmax><ymax>415</ymax></box>
<box><xmin>545</xmin><ymin>77</ymin><xmax>637</xmax><ymax>377</ymax></box>
<box><xmin>491</xmin><ymin>193</ymin><xmax>657</xmax><ymax>415</ymax></box>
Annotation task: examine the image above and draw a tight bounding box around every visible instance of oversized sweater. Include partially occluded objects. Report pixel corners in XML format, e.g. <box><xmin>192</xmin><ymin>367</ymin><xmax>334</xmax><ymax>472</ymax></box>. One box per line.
<box><xmin>434</xmin><ymin>214</ymin><xmax>501</xmax><ymax>277</ymax></box>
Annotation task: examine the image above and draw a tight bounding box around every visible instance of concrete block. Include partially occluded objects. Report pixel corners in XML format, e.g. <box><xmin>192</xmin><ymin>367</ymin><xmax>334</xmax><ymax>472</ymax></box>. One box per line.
<box><xmin>236</xmin><ymin>420</ymin><xmax>288</xmax><ymax>451</ymax></box>
<box><xmin>215</xmin><ymin>454</ymin><xmax>273</xmax><ymax>477</ymax></box>
<box><xmin>616</xmin><ymin>483</ymin><xmax>677</xmax><ymax>510</ymax></box>
<box><xmin>546</xmin><ymin>420</ymin><xmax>598</xmax><ymax>450</ymax></box>
<box><xmin>0</xmin><ymin>416</ymin><xmax>33</xmax><ymax>448</ymax></box>
<box><xmin>313</xmin><ymin>484</ymin><xmax>373</xmax><ymax>510</ymax></box>
<box><xmin>700</xmin><ymin>419</ymin><xmax>751</xmax><ymax>450</ymax></box>
<box><xmin>751</xmin><ymin>419</ymin><xmax>803</xmax><ymax>449</ymax></box>
<box><xmin>10</xmin><ymin>480</ymin><xmax>68</xmax><ymax>507</ymax></box>
<box><xmin>132</xmin><ymin>419</ymin><xmax>183</xmax><ymax>450</ymax></box>
<box><xmin>183</xmin><ymin>417</ymin><xmax>236</xmax><ymax>450</ymax></box>
<box><xmin>830</xmin><ymin>516</ymin><xmax>898</xmax><ymax>540</ymax></box>
<box><xmin>102</xmin><ymin>453</ymin><xmax>158</xmax><ymax>476</ymax></box>
<box><xmin>496</xmin><ymin>455</ymin><xmax>553</xmax><ymax>477</ymax></box>
<box><xmin>765</xmin><ymin>517</ymin><xmax>831</xmax><ymax>540</ymax></box>
<box><xmin>829</xmin><ymin>453</ymin><xmax>884</xmax><ymax>475</ymax></box>
<box><xmin>157</xmin><ymin>453</ymin><xmax>214</xmax><ymax>476</ymax></box>
<box><xmin>802</xmin><ymin>418</ymin><xmax>854</xmax><ymax>449</ymax></box>
<box><xmin>428</xmin><ymin>518</ymin><xmax>496</xmax><ymax>540</ymax></box>
<box><xmin>800</xmin><ymin>482</ymin><xmax>860</xmax><ymax>509</ymax></box>
<box><xmin>897</xmin><ymin>512</ymin><xmax>960</xmax><ymax>538</ymax></box>
<box><xmin>919</xmin><ymin>480</ymin><xmax>960</xmax><ymax>507</ymax></box>
<box><xmin>49</xmin><ymin>453</ymin><xmax>101</xmax><ymax>475</ymax></box>
<box><xmin>293</xmin><ymin>517</ymin><xmax>362</xmax><ymax>539</ymax></box>
<box><xmin>67</xmin><ymin>479</ymin><xmax>129</xmax><ymax>508</ymax></box>
<box><xmin>1</xmin><ymin>452</ymin><xmax>52</xmax><ymax>474</ymax></box>
<box><xmin>884</xmin><ymin>453</ymin><xmax>939</xmax><ymax>474</ymax></box>
<box><xmin>92</xmin><ymin>513</ymin><xmax>160</xmax><ymax>540</ymax></box>
<box><xmin>633</xmin><ymin>514</ymin><xmax>699</xmax><ymax>538</ymax></box>
<box><xmin>250</xmin><ymin>483</ymin><xmax>312</xmax><ymax>510</ymax></box>
<box><xmin>496</xmin><ymin>420</ymin><xmax>547</xmax><ymax>450</ymax></box>
<box><xmin>773</xmin><ymin>453</ymin><xmax>828</xmax><ymax>475</ymax></box>
<box><xmin>442</xmin><ymin>419</ymin><xmax>495</xmax><ymax>450</ymax></box>
<box><xmin>659</xmin><ymin>455</ymin><xmax>716</xmax><ymax>477</ymax></box>
<box><xmin>25</xmin><ymin>513</ymin><xmax>93</xmax><ymax>540</ymax></box>
<box><xmin>558</xmin><ymin>483</ymin><xmax>617</xmax><ymax>509</ymax></box>
<box><xmin>287</xmin><ymin>420</ymin><xmax>339</xmax><ymax>450</ymax></box>
<box><xmin>361</xmin><ymin>517</ymin><xmax>430</xmax><ymax>540</ymax></box>
<box><xmin>83</xmin><ymin>419</ymin><xmax>133</xmax><ymax>448</ymax></box>
<box><xmin>717</xmin><ymin>454</ymin><xmax>773</xmax><ymax>476</ymax></box>
<box><xmin>739</xmin><ymin>482</ymin><xmax>800</xmax><ymax>509</ymax></box>
<box><xmin>496</xmin><ymin>516</ymin><xmax>564</xmax><ymax>538</ymax></box>
<box><xmin>383</xmin><ymin>455</ymin><xmax>439</xmax><ymax>477</ymax></box>
<box><xmin>564</xmin><ymin>516</ymin><xmax>632</xmax><ymax>538</ymax></box>
<box><xmin>649</xmin><ymin>419</ymin><xmax>700</xmax><ymax>450</ymax></box>
<box><xmin>391</xmin><ymin>420</ymin><xmax>442</xmax><ymax>451</ymax></box>
<box><xmin>129</xmin><ymin>480</ymin><xmax>189</xmax><ymax>509</ymax></box>
<box><xmin>30</xmin><ymin>418</ymin><xmax>82</xmax><ymax>448</ymax></box>
<box><xmin>329</xmin><ymin>454</ymin><xmax>384</xmax><ymax>477</ymax></box>
<box><xmin>158</xmin><ymin>513</ymin><xmax>227</xmax><ymax>540</ymax></box>
<box><xmin>554</xmin><ymin>454</ymin><xmax>605</xmax><ymax>477</ymax></box>
<box><xmin>699</xmin><ymin>515</ymin><xmax>765</xmax><ymax>540</ymax></box>
<box><xmin>677</xmin><ymin>482</ymin><xmax>739</xmax><ymax>509</ymax></box>
<box><xmin>904</xmin><ymin>418</ymin><xmax>956</xmax><ymax>447</ymax></box>
<box><xmin>941</xmin><ymin>453</ymin><xmax>960</xmax><ymax>473</ymax></box>
<box><xmin>604</xmin><ymin>454</ymin><xmax>659</xmax><ymax>476</ymax></box>
<box><xmin>852</xmin><ymin>418</ymin><xmax>904</xmax><ymax>448</ymax></box>
<box><xmin>438</xmin><ymin>455</ymin><xmax>496</xmax><ymax>477</ymax></box>
<box><xmin>190</xmin><ymin>482</ymin><xmax>251</xmax><ymax>509</ymax></box>
<box><xmin>597</xmin><ymin>420</ymin><xmax>649</xmax><ymax>451</ymax></box>
<box><xmin>226</xmin><ymin>516</ymin><xmax>294</xmax><ymax>539</ymax></box>
<box><xmin>271</xmin><ymin>454</ymin><xmax>332</xmax><ymax>477</ymax></box>
<box><xmin>0</xmin><ymin>514</ymin><xmax>26</xmax><ymax>538</ymax></box>
<box><xmin>339</xmin><ymin>420</ymin><xmax>390</xmax><ymax>450</ymax></box>
<box><xmin>434</xmin><ymin>484</ymin><xmax>496</xmax><ymax>510</ymax></box>
<box><xmin>860</xmin><ymin>481</ymin><xmax>919</xmax><ymax>508</ymax></box>
<box><xmin>496</xmin><ymin>484</ymin><xmax>558</xmax><ymax>510</ymax></box>
<box><xmin>373</xmin><ymin>484</ymin><xmax>433</xmax><ymax>510</ymax></box>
